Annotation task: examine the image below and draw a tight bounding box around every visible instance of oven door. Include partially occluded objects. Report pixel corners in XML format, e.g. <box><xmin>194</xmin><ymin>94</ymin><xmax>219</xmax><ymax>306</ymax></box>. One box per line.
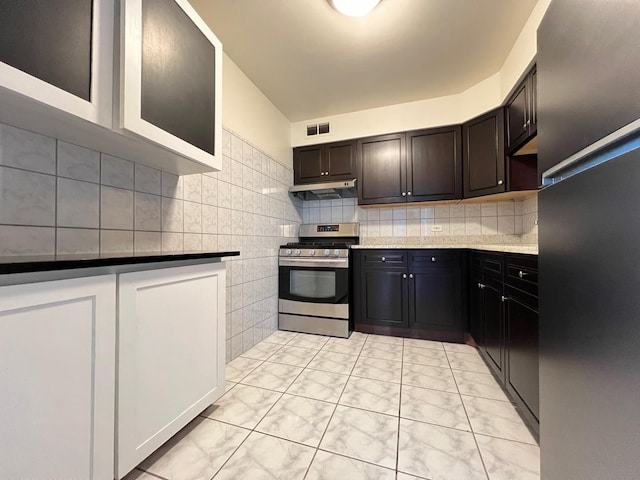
<box><xmin>278</xmin><ymin>258</ymin><xmax>349</xmax><ymax>319</ymax></box>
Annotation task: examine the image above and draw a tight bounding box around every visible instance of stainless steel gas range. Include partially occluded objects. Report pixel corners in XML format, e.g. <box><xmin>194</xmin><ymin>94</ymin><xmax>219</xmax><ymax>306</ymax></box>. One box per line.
<box><xmin>278</xmin><ymin>223</ymin><xmax>359</xmax><ymax>338</ymax></box>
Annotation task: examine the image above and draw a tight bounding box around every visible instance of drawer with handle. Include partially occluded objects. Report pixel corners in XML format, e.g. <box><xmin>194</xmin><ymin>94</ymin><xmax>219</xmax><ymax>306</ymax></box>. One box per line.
<box><xmin>409</xmin><ymin>249</ymin><xmax>461</xmax><ymax>268</ymax></box>
<box><xmin>359</xmin><ymin>249</ymin><xmax>407</xmax><ymax>266</ymax></box>
<box><xmin>504</xmin><ymin>254</ymin><xmax>538</xmax><ymax>296</ymax></box>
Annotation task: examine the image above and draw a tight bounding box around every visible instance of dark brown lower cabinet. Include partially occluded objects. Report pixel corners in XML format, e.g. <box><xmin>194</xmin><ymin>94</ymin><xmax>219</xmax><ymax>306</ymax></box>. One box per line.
<box><xmin>482</xmin><ymin>277</ymin><xmax>505</xmax><ymax>380</ymax></box>
<box><xmin>354</xmin><ymin>249</ymin><xmax>465</xmax><ymax>342</ymax></box>
<box><xmin>358</xmin><ymin>267</ymin><xmax>408</xmax><ymax>328</ymax></box>
<box><xmin>469</xmin><ymin>253</ymin><xmax>484</xmax><ymax>348</ymax></box>
<box><xmin>505</xmin><ymin>285</ymin><xmax>539</xmax><ymax>427</ymax></box>
<box><xmin>409</xmin><ymin>265</ymin><xmax>462</xmax><ymax>331</ymax></box>
<box><xmin>353</xmin><ymin>248</ymin><xmax>539</xmax><ymax>435</ymax></box>
<box><xmin>469</xmin><ymin>251</ymin><xmax>539</xmax><ymax>436</ymax></box>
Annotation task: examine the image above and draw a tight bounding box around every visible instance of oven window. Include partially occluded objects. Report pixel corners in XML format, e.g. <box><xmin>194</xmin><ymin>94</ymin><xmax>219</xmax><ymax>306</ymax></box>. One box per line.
<box><xmin>290</xmin><ymin>270</ymin><xmax>336</xmax><ymax>299</ymax></box>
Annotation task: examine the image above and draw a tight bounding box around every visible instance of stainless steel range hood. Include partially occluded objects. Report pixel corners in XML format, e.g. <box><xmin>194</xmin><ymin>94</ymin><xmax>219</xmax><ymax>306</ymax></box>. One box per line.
<box><xmin>289</xmin><ymin>179</ymin><xmax>357</xmax><ymax>200</ymax></box>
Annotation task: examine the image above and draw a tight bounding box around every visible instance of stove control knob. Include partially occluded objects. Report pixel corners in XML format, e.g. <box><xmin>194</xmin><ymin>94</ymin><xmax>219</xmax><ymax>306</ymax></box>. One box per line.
<box><xmin>286</xmin><ymin>249</ymin><xmax>292</xmax><ymax>256</ymax></box>
<box><xmin>295</xmin><ymin>249</ymin><xmax>301</xmax><ymax>256</ymax></box>
<box><xmin>324</xmin><ymin>249</ymin><xmax>331</xmax><ymax>256</ymax></box>
<box><xmin>334</xmin><ymin>249</ymin><xmax>341</xmax><ymax>257</ymax></box>
<box><xmin>309</xmin><ymin>249</ymin><xmax>316</xmax><ymax>256</ymax></box>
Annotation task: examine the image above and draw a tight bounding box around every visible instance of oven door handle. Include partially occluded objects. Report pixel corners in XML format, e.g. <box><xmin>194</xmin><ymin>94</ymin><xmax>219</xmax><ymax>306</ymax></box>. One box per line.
<box><xmin>279</xmin><ymin>258</ymin><xmax>349</xmax><ymax>269</ymax></box>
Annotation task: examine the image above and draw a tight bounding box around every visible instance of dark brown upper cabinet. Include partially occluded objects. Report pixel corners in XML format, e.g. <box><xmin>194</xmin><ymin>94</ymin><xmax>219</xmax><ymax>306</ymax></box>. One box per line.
<box><xmin>358</xmin><ymin>126</ymin><xmax>462</xmax><ymax>205</ymax></box>
<box><xmin>357</xmin><ymin>133</ymin><xmax>406</xmax><ymax>205</ymax></box>
<box><xmin>407</xmin><ymin>126</ymin><xmax>462</xmax><ymax>202</ymax></box>
<box><xmin>506</xmin><ymin>66</ymin><xmax>537</xmax><ymax>154</ymax></box>
<box><xmin>463</xmin><ymin>108</ymin><xmax>506</xmax><ymax>199</ymax></box>
<box><xmin>293</xmin><ymin>140</ymin><xmax>356</xmax><ymax>185</ymax></box>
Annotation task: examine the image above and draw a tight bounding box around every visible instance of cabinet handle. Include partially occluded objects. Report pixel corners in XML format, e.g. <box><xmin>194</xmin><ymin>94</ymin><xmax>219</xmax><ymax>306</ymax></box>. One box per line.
<box><xmin>325</xmin><ymin>171</ymin><xmax>329</xmax><ymax>175</ymax></box>
<box><xmin>320</xmin><ymin>172</ymin><xmax>325</xmax><ymax>176</ymax></box>
<box><xmin>381</xmin><ymin>256</ymin><xmax>386</xmax><ymax>262</ymax></box>
<box><xmin>501</xmin><ymin>295</ymin><xmax>509</xmax><ymax>302</ymax></box>
<box><xmin>497</xmin><ymin>179</ymin><xmax>503</xmax><ymax>185</ymax></box>
<box><xmin>431</xmin><ymin>256</ymin><xmax>436</xmax><ymax>262</ymax></box>
<box><xmin>523</xmin><ymin>122</ymin><xmax>527</xmax><ymax>129</ymax></box>
<box><xmin>518</xmin><ymin>270</ymin><xmax>528</xmax><ymax>278</ymax></box>
<box><xmin>407</xmin><ymin>191</ymin><xmax>412</xmax><ymax>196</ymax></box>
<box><xmin>402</xmin><ymin>192</ymin><xmax>406</xmax><ymax>196</ymax></box>
<box><xmin>477</xmin><ymin>282</ymin><xmax>484</xmax><ymax>289</ymax></box>
<box><xmin>409</xmin><ymin>273</ymin><xmax>414</xmax><ymax>279</ymax></box>
<box><xmin>527</xmin><ymin>120</ymin><xmax>531</xmax><ymax>127</ymax></box>
<box><xmin>403</xmin><ymin>273</ymin><xmax>407</xmax><ymax>279</ymax></box>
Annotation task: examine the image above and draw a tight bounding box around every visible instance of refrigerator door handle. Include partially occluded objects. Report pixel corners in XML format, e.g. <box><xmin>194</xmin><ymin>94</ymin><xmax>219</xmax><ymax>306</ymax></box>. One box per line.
<box><xmin>542</xmin><ymin>117</ymin><xmax>640</xmax><ymax>186</ymax></box>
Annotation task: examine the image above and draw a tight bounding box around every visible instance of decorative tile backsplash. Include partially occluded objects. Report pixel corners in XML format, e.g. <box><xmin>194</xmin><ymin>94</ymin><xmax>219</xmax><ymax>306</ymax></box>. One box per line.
<box><xmin>302</xmin><ymin>195</ymin><xmax>538</xmax><ymax>242</ymax></box>
<box><xmin>0</xmin><ymin>122</ymin><xmax>303</xmax><ymax>362</ymax></box>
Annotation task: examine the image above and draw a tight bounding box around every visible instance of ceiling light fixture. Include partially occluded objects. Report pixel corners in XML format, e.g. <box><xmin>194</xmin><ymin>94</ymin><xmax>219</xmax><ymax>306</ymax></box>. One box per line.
<box><xmin>328</xmin><ymin>0</ymin><xmax>382</xmax><ymax>17</ymax></box>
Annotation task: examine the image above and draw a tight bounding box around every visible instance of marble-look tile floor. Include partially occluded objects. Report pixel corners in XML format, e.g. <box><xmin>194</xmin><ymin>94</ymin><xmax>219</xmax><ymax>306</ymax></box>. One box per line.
<box><xmin>126</xmin><ymin>331</ymin><xmax>539</xmax><ymax>480</ymax></box>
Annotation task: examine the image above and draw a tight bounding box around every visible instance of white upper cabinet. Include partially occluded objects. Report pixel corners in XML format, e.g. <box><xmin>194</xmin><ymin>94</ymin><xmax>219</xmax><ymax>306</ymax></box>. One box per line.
<box><xmin>0</xmin><ymin>0</ymin><xmax>223</xmax><ymax>174</ymax></box>
<box><xmin>0</xmin><ymin>0</ymin><xmax>114</xmax><ymax>127</ymax></box>
<box><xmin>119</xmin><ymin>0</ymin><xmax>223</xmax><ymax>170</ymax></box>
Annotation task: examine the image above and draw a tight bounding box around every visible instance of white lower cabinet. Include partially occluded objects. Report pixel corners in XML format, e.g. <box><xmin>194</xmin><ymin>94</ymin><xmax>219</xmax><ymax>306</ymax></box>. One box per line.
<box><xmin>116</xmin><ymin>262</ymin><xmax>226</xmax><ymax>479</ymax></box>
<box><xmin>0</xmin><ymin>275</ymin><xmax>116</xmax><ymax>480</ymax></box>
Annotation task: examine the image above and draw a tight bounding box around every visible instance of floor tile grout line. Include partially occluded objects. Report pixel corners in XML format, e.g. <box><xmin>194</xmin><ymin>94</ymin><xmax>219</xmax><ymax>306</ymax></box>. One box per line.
<box><xmin>445</xmin><ymin>347</ymin><xmax>491</xmax><ymax>480</ymax></box>
<box><xmin>300</xmin><ymin>334</ymin><xmax>365</xmax><ymax>480</ymax></box>
<box><xmin>473</xmin><ymin>431</ymin><xmax>541</xmax><ymax>447</ymax></box>
<box><xmin>133</xmin><ymin>466</ymin><xmax>170</xmax><ymax>480</ymax></box>
<box><xmin>395</xmin><ymin>337</ymin><xmax>406</xmax><ymax>474</ymax></box>
<box><xmin>315</xmin><ymin>448</ymin><xmax>399</xmax><ymax>474</ymax></box>
<box><xmin>211</xmin><ymin>333</ymin><xmax>323</xmax><ymax>480</ymax></box>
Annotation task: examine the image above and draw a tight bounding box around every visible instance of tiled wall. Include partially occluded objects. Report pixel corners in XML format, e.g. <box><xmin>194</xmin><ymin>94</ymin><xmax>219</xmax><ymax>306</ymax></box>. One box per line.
<box><xmin>0</xmin><ymin>122</ymin><xmax>303</xmax><ymax>361</ymax></box>
<box><xmin>302</xmin><ymin>195</ymin><xmax>538</xmax><ymax>240</ymax></box>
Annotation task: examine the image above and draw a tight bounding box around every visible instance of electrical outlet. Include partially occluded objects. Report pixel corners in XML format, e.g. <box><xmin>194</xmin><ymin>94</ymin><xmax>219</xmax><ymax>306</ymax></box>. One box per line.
<box><xmin>431</xmin><ymin>224</ymin><xmax>443</xmax><ymax>232</ymax></box>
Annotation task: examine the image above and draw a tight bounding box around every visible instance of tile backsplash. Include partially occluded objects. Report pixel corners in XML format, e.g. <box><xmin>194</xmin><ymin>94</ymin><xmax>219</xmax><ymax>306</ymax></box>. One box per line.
<box><xmin>0</xmin><ymin>122</ymin><xmax>303</xmax><ymax>362</ymax></box>
<box><xmin>302</xmin><ymin>195</ymin><xmax>538</xmax><ymax>241</ymax></box>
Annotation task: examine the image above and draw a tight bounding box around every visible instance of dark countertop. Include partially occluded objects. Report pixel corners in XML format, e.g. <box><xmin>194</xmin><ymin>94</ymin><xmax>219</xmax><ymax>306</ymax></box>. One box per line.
<box><xmin>0</xmin><ymin>251</ymin><xmax>240</xmax><ymax>275</ymax></box>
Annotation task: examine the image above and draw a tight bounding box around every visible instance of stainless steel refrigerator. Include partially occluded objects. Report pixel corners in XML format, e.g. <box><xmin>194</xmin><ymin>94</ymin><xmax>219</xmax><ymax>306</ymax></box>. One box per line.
<box><xmin>537</xmin><ymin>1</ymin><xmax>640</xmax><ymax>479</ymax></box>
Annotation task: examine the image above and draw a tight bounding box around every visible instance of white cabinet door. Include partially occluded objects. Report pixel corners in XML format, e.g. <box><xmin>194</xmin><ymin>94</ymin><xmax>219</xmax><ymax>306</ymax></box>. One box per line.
<box><xmin>0</xmin><ymin>275</ymin><xmax>116</xmax><ymax>480</ymax></box>
<box><xmin>119</xmin><ymin>0</ymin><xmax>223</xmax><ymax>170</ymax></box>
<box><xmin>0</xmin><ymin>0</ymin><xmax>114</xmax><ymax>127</ymax></box>
<box><xmin>116</xmin><ymin>262</ymin><xmax>226</xmax><ymax>478</ymax></box>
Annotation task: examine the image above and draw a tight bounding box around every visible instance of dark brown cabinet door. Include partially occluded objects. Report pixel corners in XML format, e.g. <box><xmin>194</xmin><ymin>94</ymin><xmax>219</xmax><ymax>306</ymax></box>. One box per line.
<box><xmin>505</xmin><ymin>291</ymin><xmax>539</xmax><ymax>421</ymax></box>
<box><xmin>407</xmin><ymin>126</ymin><xmax>462</xmax><ymax>202</ymax></box>
<box><xmin>293</xmin><ymin>140</ymin><xmax>356</xmax><ymax>185</ymax></box>
<box><xmin>358</xmin><ymin>266</ymin><xmax>409</xmax><ymax>328</ymax></box>
<box><xmin>469</xmin><ymin>256</ymin><xmax>484</xmax><ymax>348</ymax></box>
<box><xmin>506</xmin><ymin>83</ymin><xmax>529</xmax><ymax>152</ymax></box>
<box><xmin>483</xmin><ymin>278</ymin><xmax>504</xmax><ymax>379</ymax></box>
<box><xmin>463</xmin><ymin>108</ymin><xmax>506</xmax><ymax>198</ymax></box>
<box><xmin>529</xmin><ymin>68</ymin><xmax>537</xmax><ymax>137</ymax></box>
<box><xmin>358</xmin><ymin>133</ymin><xmax>406</xmax><ymax>205</ymax></box>
<box><xmin>506</xmin><ymin>66</ymin><xmax>537</xmax><ymax>154</ymax></box>
<box><xmin>325</xmin><ymin>141</ymin><xmax>356</xmax><ymax>180</ymax></box>
<box><xmin>293</xmin><ymin>145</ymin><xmax>324</xmax><ymax>184</ymax></box>
<box><xmin>409</xmin><ymin>266</ymin><xmax>462</xmax><ymax>331</ymax></box>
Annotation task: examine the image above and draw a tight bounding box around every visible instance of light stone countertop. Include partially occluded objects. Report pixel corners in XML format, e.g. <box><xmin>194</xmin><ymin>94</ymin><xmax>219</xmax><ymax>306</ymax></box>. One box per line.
<box><xmin>351</xmin><ymin>244</ymin><xmax>538</xmax><ymax>255</ymax></box>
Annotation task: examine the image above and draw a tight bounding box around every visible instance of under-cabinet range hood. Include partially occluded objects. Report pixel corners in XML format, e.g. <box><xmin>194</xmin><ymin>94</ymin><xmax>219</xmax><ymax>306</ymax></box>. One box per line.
<box><xmin>289</xmin><ymin>179</ymin><xmax>357</xmax><ymax>200</ymax></box>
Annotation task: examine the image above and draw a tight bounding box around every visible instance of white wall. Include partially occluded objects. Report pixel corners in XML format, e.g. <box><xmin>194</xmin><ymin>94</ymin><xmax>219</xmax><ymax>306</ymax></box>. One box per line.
<box><xmin>290</xmin><ymin>74</ymin><xmax>501</xmax><ymax>147</ymax></box>
<box><xmin>500</xmin><ymin>0</ymin><xmax>552</xmax><ymax>100</ymax></box>
<box><xmin>291</xmin><ymin>0</ymin><xmax>552</xmax><ymax>147</ymax></box>
<box><xmin>222</xmin><ymin>53</ymin><xmax>292</xmax><ymax>167</ymax></box>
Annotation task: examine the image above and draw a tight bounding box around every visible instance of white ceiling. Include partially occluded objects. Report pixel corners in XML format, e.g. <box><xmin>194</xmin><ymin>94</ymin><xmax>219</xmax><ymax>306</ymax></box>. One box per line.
<box><xmin>190</xmin><ymin>0</ymin><xmax>538</xmax><ymax>122</ymax></box>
